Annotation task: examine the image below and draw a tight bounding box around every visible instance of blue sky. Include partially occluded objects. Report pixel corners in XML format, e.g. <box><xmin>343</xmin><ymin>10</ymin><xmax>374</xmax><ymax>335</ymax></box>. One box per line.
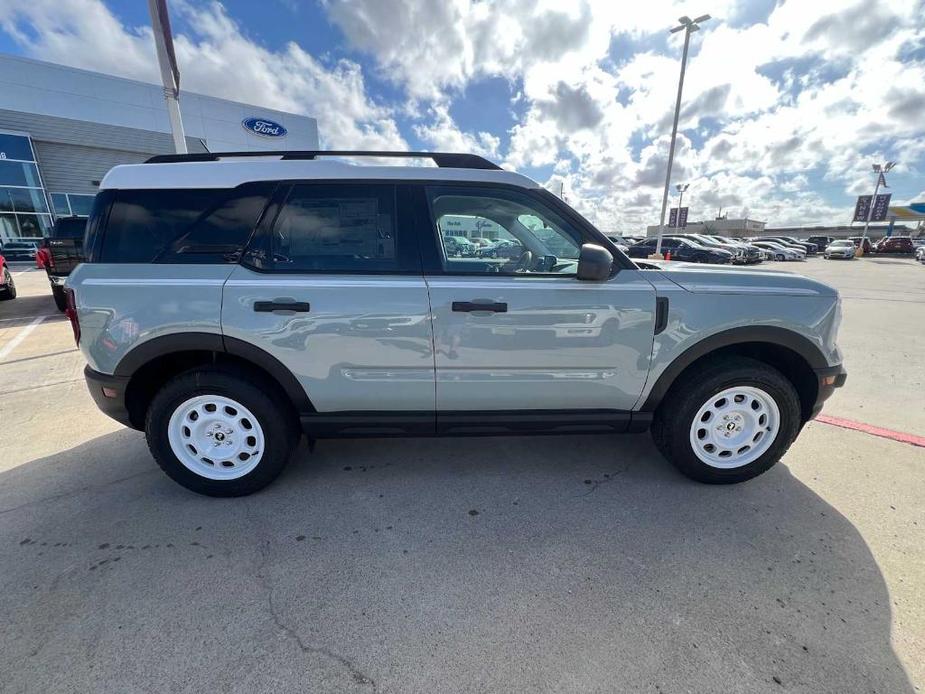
<box><xmin>0</xmin><ymin>0</ymin><xmax>923</xmax><ymax>231</ymax></box>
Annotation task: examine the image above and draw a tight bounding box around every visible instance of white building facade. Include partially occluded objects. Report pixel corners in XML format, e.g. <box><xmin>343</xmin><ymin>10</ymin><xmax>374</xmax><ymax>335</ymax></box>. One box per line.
<box><xmin>0</xmin><ymin>54</ymin><xmax>319</xmax><ymax>241</ymax></box>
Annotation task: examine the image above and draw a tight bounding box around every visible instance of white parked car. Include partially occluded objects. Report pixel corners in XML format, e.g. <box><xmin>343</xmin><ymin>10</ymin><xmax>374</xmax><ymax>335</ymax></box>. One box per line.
<box><xmin>751</xmin><ymin>241</ymin><xmax>805</xmax><ymax>261</ymax></box>
<box><xmin>823</xmin><ymin>240</ymin><xmax>856</xmax><ymax>260</ymax></box>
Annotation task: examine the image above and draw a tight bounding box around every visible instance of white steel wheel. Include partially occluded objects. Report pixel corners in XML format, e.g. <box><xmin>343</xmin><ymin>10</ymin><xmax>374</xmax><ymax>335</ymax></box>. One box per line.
<box><xmin>689</xmin><ymin>386</ymin><xmax>780</xmax><ymax>469</ymax></box>
<box><xmin>167</xmin><ymin>395</ymin><xmax>266</xmax><ymax>480</ymax></box>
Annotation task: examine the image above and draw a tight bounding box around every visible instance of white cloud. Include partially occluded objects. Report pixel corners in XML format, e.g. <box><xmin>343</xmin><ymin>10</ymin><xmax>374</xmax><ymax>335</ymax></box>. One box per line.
<box><xmin>327</xmin><ymin>0</ymin><xmax>925</xmax><ymax>228</ymax></box>
<box><xmin>0</xmin><ymin>0</ymin><xmax>406</xmax><ymax>150</ymax></box>
<box><xmin>2</xmin><ymin>0</ymin><xmax>923</xmax><ymax>229</ymax></box>
<box><xmin>413</xmin><ymin>103</ymin><xmax>501</xmax><ymax>158</ymax></box>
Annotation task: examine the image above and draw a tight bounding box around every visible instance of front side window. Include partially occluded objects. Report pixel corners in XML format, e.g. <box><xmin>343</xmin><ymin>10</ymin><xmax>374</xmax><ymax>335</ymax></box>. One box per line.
<box><xmin>268</xmin><ymin>184</ymin><xmax>399</xmax><ymax>272</ymax></box>
<box><xmin>427</xmin><ymin>187</ymin><xmax>582</xmax><ymax>275</ymax></box>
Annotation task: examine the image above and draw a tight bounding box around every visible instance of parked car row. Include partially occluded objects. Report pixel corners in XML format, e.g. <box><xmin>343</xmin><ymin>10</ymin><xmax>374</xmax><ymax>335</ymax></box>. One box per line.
<box><xmin>622</xmin><ymin>233</ymin><xmax>765</xmax><ymax>265</ymax></box>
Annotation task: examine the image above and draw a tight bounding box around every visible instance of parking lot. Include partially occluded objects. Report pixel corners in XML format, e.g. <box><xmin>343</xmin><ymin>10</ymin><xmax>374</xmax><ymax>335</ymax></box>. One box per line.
<box><xmin>1</xmin><ymin>258</ymin><xmax>922</xmax><ymax>693</ymax></box>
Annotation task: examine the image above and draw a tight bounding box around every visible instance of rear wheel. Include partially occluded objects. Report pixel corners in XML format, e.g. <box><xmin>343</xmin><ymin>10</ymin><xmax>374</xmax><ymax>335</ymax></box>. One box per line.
<box><xmin>651</xmin><ymin>356</ymin><xmax>802</xmax><ymax>484</ymax></box>
<box><xmin>145</xmin><ymin>367</ymin><xmax>299</xmax><ymax>496</ymax></box>
<box><xmin>51</xmin><ymin>284</ymin><xmax>68</xmax><ymax>311</ymax></box>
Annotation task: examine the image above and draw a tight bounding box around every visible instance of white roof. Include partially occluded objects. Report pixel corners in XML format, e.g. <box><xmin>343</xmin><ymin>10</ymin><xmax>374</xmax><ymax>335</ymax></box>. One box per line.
<box><xmin>100</xmin><ymin>159</ymin><xmax>539</xmax><ymax>190</ymax></box>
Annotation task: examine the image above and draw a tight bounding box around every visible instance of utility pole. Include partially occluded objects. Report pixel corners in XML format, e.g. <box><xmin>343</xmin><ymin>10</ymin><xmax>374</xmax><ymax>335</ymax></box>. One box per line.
<box><xmin>148</xmin><ymin>0</ymin><xmax>187</xmax><ymax>154</ymax></box>
<box><xmin>653</xmin><ymin>14</ymin><xmax>711</xmax><ymax>259</ymax></box>
<box><xmin>858</xmin><ymin>161</ymin><xmax>895</xmax><ymax>256</ymax></box>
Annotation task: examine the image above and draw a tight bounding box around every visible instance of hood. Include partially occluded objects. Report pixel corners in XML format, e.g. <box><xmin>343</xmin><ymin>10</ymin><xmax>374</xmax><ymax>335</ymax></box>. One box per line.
<box><xmin>638</xmin><ymin>261</ymin><xmax>838</xmax><ymax>297</ymax></box>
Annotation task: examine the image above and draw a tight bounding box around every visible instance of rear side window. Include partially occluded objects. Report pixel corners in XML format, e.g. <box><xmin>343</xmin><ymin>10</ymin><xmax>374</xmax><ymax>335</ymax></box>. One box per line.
<box><xmin>52</xmin><ymin>217</ymin><xmax>87</xmax><ymax>239</ymax></box>
<box><xmin>97</xmin><ymin>184</ymin><xmax>272</xmax><ymax>263</ymax></box>
<box><xmin>266</xmin><ymin>183</ymin><xmax>406</xmax><ymax>273</ymax></box>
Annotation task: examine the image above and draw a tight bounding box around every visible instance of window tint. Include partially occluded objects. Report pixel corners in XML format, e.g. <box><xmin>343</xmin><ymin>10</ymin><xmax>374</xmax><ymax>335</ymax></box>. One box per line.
<box><xmin>427</xmin><ymin>187</ymin><xmax>582</xmax><ymax>275</ymax></box>
<box><xmin>52</xmin><ymin>217</ymin><xmax>87</xmax><ymax>239</ymax></box>
<box><xmin>269</xmin><ymin>184</ymin><xmax>398</xmax><ymax>272</ymax></box>
<box><xmin>98</xmin><ymin>185</ymin><xmax>271</xmax><ymax>263</ymax></box>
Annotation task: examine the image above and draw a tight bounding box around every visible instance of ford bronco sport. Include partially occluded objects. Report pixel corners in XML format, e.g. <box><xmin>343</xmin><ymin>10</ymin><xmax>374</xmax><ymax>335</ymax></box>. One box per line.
<box><xmin>67</xmin><ymin>151</ymin><xmax>846</xmax><ymax>496</ymax></box>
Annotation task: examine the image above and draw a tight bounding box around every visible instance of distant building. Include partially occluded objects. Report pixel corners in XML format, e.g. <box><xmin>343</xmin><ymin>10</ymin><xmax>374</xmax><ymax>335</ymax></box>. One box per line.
<box><xmin>646</xmin><ymin>218</ymin><xmax>766</xmax><ymax>238</ymax></box>
<box><xmin>0</xmin><ymin>54</ymin><xmax>319</xmax><ymax>242</ymax></box>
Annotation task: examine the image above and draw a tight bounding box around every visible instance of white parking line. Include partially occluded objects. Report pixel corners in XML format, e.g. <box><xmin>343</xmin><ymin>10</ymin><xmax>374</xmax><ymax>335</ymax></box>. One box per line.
<box><xmin>0</xmin><ymin>315</ymin><xmax>47</xmax><ymax>361</ymax></box>
<box><xmin>0</xmin><ymin>314</ymin><xmax>56</xmax><ymax>323</ymax></box>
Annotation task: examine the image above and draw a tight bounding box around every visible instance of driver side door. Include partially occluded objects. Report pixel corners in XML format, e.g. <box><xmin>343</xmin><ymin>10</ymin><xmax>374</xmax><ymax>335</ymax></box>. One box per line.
<box><xmin>419</xmin><ymin>184</ymin><xmax>658</xmax><ymax>419</ymax></box>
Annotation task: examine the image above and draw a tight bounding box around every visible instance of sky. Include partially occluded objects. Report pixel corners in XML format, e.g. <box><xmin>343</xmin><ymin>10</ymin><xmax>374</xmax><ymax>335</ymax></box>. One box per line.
<box><xmin>0</xmin><ymin>0</ymin><xmax>923</xmax><ymax>233</ymax></box>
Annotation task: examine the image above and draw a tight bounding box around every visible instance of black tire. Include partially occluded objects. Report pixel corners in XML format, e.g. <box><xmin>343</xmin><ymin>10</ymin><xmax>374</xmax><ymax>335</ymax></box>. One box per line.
<box><xmin>145</xmin><ymin>367</ymin><xmax>299</xmax><ymax>496</ymax></box>
<box><xmin>0</xmin><ymin>267</ymin><xmax>15</xmax><ymax>300</ymax></box>
<box><xmin>775</xmin><ymin>254</ymin><xmax>785</xmax><ymax>261</ymax></box>
<box><xmin>650</xmin><ymin>356</ymin><xmax>802</xmax><ymax>484</ymax></box>
<box><xmin>51</xmin><ymin>284</ymin><xmax>68</xmax><ymax>311</ymax></box>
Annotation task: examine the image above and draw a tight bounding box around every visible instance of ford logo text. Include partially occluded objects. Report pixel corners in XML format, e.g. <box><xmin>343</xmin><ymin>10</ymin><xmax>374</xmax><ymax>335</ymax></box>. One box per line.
<box><xmin>242</xmin><ymin>117</ymin><xmax>288</xmax><ymax>138</ymax></box>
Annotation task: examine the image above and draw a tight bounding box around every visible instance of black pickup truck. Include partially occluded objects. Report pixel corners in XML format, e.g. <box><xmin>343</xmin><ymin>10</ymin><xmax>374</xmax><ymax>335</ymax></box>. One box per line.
<box><xmin>44</xmin><ymin>217</ymin><xmax>87</xmax><ymax>311</ymax></box>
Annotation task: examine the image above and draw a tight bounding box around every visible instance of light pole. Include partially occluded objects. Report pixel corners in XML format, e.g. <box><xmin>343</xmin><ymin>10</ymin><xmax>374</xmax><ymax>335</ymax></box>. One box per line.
<box><xmin>653</xmin><ymin>14</ymin><xmax>710</xmax><ymax>258</ymax></box>
<box><xmin>858</xmin><ymin>161</ymin><xmax>896</xmax><ymax>256</ymax></box>
<box><xmin>675</xmin><ymin>183</ymin><xmax>689</xmax><ymax>227</ymax></box>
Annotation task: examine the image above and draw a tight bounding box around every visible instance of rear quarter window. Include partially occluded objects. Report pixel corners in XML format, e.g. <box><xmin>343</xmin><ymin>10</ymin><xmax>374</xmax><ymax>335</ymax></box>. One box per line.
<box><xmin>97</xmin><ymin>184</ymin><xmax>273</xmax><ymax>263</ymax></box>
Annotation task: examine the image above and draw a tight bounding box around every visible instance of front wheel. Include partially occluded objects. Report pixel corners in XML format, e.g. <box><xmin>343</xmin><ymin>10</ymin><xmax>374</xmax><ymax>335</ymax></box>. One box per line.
<box><xmin>650</xmin><ymin>356</ymin><xmax>802</xmax><ymax>484</ymax></box>
<box><xmin>145</xmin><ymin>367</ymin><xmax>299</xmax><ymax>496</ymax></box>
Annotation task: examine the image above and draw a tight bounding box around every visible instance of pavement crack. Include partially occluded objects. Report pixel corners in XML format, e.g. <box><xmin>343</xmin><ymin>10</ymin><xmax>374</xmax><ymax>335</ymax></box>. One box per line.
<box><xmin>247</xmin><ymin>503</ymin><xmax>377</xmax><ymax>690</ymax></box>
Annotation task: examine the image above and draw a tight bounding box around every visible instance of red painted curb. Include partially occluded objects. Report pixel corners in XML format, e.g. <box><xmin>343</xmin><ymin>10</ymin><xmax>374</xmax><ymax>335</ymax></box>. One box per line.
<box><xmin>815</xmin><ymin>414</ymin><xmax>925</xmax><ymax>448</ymax></box>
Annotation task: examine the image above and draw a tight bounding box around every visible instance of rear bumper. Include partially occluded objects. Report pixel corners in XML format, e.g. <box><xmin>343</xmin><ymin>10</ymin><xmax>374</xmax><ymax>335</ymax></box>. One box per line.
<box><xmin>809</xmin><ymin>364</ymin><xmax>847</xmax><ymax>419</ymax></box>
<box><xmin>84</xmin><ymin>366</ymin><xmax>136</xmax><ymax>429</ymax></box>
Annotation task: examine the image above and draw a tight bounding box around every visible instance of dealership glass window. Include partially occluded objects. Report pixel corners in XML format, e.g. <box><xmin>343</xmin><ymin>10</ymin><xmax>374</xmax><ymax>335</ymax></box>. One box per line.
<box><xmin>50</xmin><ymin>192</ymin><xmax>97</xmax><ymax>218</ymax></box>
<box><xmin>0</xmin><ymin>133</ymin><xmax>36</xmax><ymax>162</ymax></box>
<box><xmin>67</xmin><ymin>194</ymin><xmax>95</xmax><ymax>216</ymax></box>
<box><xmin>0</xmin><ymin>160</ymin><xmax>43</xmax><ymax>188</ymax></box>
<box><xmin>0</xmin><ymin>131</ymin><xmax>52</xmax><ymax>240</ymax></box>
<box><xmin>7</xmin><ymin>187</ymin><xmax>49</xmax><ymax>214</ymax></box>
<box><xmin>50</xmin><ymin>193</ymin><xmax>70</xmax><ymax>216</ymax></box>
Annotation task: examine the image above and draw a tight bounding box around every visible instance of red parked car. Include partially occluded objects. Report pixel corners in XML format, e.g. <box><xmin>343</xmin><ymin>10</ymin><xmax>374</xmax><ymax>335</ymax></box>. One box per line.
<box><xmin>1</xmin><ymin>253</ymin><xmax>17</xmax><ymax>301</ymax></box>
<box><xmin>873</xmin><ymin>236</ymin><xmax>915</xmax><ymax>254</ymax></box>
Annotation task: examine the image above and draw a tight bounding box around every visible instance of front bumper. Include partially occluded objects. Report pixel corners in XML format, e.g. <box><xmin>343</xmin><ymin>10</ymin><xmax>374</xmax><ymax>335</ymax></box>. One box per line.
<box><xmin>84</xmin><ymin>366</ymin><xmax>136</xmax><ymax>429</ymax></box>
<box><xmin>809</xmin><ymin>364</ymin><xmax>847</xmax><ymax>419</ymax></box>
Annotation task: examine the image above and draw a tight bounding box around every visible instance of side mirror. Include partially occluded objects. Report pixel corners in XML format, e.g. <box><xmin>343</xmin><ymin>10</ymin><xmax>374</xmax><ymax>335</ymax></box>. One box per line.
<box><xmin>576</xmin><ymin>243</ymin><xmax>613</xmax><ymax>281</ymax></box>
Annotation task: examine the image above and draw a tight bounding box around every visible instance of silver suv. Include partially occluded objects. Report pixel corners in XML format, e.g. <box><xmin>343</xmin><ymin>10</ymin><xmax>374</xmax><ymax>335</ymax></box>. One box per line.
<box><xmin>66</xmin><ymin>151</ymin><xmax>846</xmax><ymax>496</ymax></box>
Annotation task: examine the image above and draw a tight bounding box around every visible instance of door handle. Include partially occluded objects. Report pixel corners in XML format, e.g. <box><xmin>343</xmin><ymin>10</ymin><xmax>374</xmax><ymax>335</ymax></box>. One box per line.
<box><xmin>253</xmin><ymin>300</ymin><xmax>311</xmax><ymax>313</ymax></box>
<box><xmin>452</xmin><ymin>301</ymin><xmax>508</xmax><ymax>313</ymax></box>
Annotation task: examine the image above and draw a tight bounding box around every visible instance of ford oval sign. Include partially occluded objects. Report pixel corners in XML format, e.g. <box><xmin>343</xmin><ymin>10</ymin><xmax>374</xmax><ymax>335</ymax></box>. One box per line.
<box><xmin>242</xmin><ymin>117</ymin><xmax>288</xmax><ymax>138</ymax></box>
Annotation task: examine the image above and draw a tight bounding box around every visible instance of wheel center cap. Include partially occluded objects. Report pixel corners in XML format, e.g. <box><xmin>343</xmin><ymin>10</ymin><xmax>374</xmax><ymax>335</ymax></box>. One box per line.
<box><xmin>214</xmin><ymin>431</ymin><xmax>225</xmax><ymax>442</ymax></box>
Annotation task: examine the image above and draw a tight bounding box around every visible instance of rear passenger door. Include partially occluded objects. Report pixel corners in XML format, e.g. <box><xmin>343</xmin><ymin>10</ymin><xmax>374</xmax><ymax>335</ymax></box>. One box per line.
<box><xmin>222</xmin><ymin>183</ymin><xmax>435</xmax><ymax>415</ymax></box>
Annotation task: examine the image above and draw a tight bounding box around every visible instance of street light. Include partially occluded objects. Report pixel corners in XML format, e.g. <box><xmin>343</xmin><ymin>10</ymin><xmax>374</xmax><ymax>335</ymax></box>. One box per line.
<box><xmin>859</xmin><ymin>160</ymin><xmax>897</xmax><ymax>255</ymax></box>
<box><xmin>653</xmin><ymin>13</ymin><xmax>711</xmax><ymax>258</ymax></box>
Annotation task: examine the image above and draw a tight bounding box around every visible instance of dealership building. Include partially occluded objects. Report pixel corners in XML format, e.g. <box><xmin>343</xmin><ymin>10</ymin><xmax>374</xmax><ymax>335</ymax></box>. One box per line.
<box><xmin>0</xmin><ymin>54</ymin><xmax>319</xmax><ymax>242</ymax></box>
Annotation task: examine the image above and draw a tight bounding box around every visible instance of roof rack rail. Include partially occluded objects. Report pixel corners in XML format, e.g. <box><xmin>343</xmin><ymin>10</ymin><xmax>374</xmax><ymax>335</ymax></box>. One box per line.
<box><xmin>144</xmin><ymin>150</ymin><xmax>502</xmax><ymax>170</ymax></box>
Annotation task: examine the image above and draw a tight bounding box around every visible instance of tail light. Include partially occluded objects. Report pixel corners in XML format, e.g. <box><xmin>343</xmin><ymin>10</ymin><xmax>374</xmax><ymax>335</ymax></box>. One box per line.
<box><xmin>64</xmin><ymin>288</ymin><xmax>80</xmax><ymax>345</ymax></box>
